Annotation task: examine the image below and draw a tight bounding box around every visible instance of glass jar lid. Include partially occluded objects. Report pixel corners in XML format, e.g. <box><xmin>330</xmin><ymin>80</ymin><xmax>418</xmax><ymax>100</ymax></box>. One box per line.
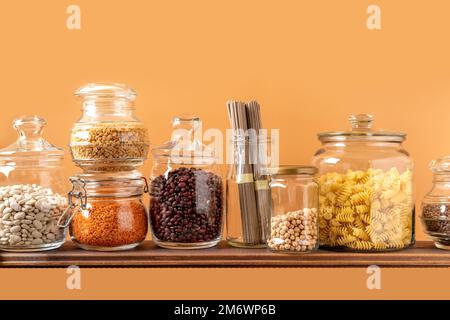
<box><xmin>268</xmin><ymin>165</ymin><xmax>318</xmax><ymax>175</ymax></box>
<box><xmin>69</xmin><ymin>171</ymin><xmax>147</xmax><ymax>198</ymax></box>
<box><xmin>0</xmin><ymin>116</ymin><xmax>63</xmax><ymax>161</ymax></box>
<box><xmin>75</xmin><ymin>83</ymin><xmax>137</xmax><ymax>101</ymax></box>
<box><xmin>152</xmin><ymin>115</ymin><xmax>216</xmax><ymax>165</ymax></box>
<box><xmin>318</xmin><ymin>114</ymin><xmax>406</xmax><ymax>142</ymax></box>
<box><xmin>429</xmin><ymin>156</ymin><xmax>450</xmax><ymax>173</ymax></box>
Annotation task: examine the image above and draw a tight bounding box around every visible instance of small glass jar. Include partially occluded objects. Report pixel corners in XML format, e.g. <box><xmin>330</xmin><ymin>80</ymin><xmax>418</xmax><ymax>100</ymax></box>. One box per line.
<box><xmin>149</xmin><ymin>116</ymin><xmax>224</xmax><ymax>249</ymax></box>
<box><xmin>267</xmin><ymin>166</ymin><xmax>319</xmax><ymax>253</ymax></box>
<box><xmin>313</xmin><ymin>114</ymin><xmax>414</xmax><ymax>252</ymax></box>
<box><xmin>70</xmin><ymin>83</ymin><xmax>150</xmax><ymax>172</ymax></box>
<box><xmin>421</xmin><ymin>156</ymin><xmax>450</xmax><ymax>250</ymax></box>
<box><xmin>58</xmin><ymin>171</ymin><xmax>148</xmax><ymax>251</ymax></box>
<box><xmin>0</xmin><ymin>116</ymin><xmax>68</xmax><ymax>252</ymax></box>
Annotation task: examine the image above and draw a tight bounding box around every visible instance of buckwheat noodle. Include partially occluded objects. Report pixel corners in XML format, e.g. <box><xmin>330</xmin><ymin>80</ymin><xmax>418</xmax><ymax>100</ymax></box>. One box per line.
<box><xmin>226</xmin><ymin>100</ymin><xmax>261</xmax><ymax>244</ymax></box>
<box><xmin>246</xmin><ymin>101</ymin><xmax>271</xmax><ymax>242</ymax></box>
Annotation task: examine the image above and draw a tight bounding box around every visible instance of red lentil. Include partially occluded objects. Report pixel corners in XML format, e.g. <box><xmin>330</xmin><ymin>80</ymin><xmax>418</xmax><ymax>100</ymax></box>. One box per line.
<box><xmin>70</xmin><ymin>199</ymin><xmax>148</xmax><ymax>248</ymax></box>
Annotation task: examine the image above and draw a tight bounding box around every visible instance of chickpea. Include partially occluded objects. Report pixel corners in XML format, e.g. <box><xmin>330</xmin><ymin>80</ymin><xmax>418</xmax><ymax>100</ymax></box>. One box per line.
<box><xmin>268</xmin><ymin>208</ymin><xmax>318</xmax><ymax>253</ymax></box>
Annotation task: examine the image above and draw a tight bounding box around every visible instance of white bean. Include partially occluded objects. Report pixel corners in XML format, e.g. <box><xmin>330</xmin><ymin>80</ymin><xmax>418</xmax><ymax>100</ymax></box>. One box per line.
<box><xmin>0</xmin><ymin>184</ymin><xmax>67</xmax><ymax>248</ymax></box>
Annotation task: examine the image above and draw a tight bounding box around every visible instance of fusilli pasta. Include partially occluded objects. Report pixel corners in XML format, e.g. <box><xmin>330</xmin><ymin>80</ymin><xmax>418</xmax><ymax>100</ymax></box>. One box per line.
<box><xmin>318</xmin><ymin>168</ymin><xmax>413</xmax><ymax>251</ymax></box>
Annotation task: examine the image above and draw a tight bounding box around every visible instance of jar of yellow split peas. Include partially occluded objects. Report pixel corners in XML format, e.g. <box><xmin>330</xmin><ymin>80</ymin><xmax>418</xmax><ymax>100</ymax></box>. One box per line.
<box><xmin>312</xmin><ymin>114</ymin><xmax>414</xmax><ymax>252</ymax></box>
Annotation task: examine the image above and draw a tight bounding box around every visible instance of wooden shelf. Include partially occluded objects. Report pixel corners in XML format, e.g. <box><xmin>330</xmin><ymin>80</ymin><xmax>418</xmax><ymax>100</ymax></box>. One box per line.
<box><xmin>0</xmin><ymin>241</ymin><xmax>449</xmax><ymax>268</ymax></box>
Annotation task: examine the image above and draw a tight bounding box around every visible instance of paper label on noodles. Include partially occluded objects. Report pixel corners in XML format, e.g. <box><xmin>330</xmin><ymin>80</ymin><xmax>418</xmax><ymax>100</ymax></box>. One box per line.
<box><xmin>254</xmin><ymin>180</ymin><xmax>270</xmax><ymax>190</ymax></box>
<box><xmin>236</xmin><ymin>173</ymin><xmax>254</xmax><ymax>184</ymax></box>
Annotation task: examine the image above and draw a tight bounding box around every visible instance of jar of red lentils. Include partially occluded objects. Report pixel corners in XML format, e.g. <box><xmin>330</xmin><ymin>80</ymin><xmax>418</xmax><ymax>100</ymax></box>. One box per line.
<box><xmin>58</xmin><ymin>171</ymin><xmax>148</xmax><ymax>251</ymax></box>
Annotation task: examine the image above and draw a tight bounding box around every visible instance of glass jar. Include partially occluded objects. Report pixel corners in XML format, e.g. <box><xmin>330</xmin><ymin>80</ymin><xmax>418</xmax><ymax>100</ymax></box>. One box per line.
<box><xmin>70</xmin><ymin>83</ymin><xmax>150</xmax><ymax>172</ymax></box>
<box><xmin>312</xmin><ymin>114</ymin><xmax>414</xmax><ymax>252</ymax></box>
<box><xmin>421</xmin><ymin>156</ymin><xmax>450</xmax><ymax>250</ymax></box>
<box><xmin>0</xmin><ymin>116</ymin><xmax>68</xmax><ymax>252</ymax></box>
<box><xmin>149</xmin><ymin>116</ymin><xmax>224</xmax><ymax>249</ymax></box>
<box><xmin>267</xmin><ymin>166</ymin><xmax>319</xmax><ymax>253</ymax></box>
<box><xmin>58</xmin><ymin>171</ymin><xmax>148</xmax><ymax>251</ymax></box>
<box><xmin>226</xmin><ymin>135</ymin><xmax>272</xmax><ymax>248</ymax></box>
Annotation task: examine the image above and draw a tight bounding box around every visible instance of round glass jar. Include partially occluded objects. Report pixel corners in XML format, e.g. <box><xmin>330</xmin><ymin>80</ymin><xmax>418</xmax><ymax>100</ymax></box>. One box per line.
<box><xmin>70</xmin><ymin>83</ymin><xmax>150</xmax><ymax>172</ymax></box>
<box><xmin>149</xmin><ymin>116</ymin><xmax>224</xmax><ymax>249</ymax></box>
<box><xmin>0</xmin><ymin>116</ymin><xmax>68</xmax><ymax>252</ymax></box>
<box><xmin>312</xmin><ymin>114</ymin><xmax>414</xmax><ymax>252</ymax></box>
<box><xmin>421</xmin><ymin>156</ymin><xmax>450</xmax><ymax>250</ymax></box>
<box><xmin>58</xmin><ymin>171</ymin><xmax>148</xmax><ymax>251</ymax></box>
<box><xmin>268</xmin><ymin>166</ymin><xmax>319</xmax><ymax>253</ymax></box>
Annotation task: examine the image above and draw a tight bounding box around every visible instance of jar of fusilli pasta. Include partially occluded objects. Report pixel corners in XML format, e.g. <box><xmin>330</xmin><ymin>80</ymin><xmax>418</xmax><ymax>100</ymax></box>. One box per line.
<box><xmin>312</xmin><ymin>114</ymin><xmax>414</xmax><ymax>252</ymax></box>
<box><xmin>267</xmin><ymin>166</ymin><xmax>319</xmax><ymax>253</ymax></box>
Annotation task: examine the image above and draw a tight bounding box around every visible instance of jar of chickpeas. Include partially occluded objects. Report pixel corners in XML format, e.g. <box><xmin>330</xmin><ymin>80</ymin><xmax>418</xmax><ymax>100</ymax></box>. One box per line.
<box><xmin>267</xmin><ymin>166</ymin><xmax>319</xmax><ymax>253</ymax></box>
<box><xmin>312</xmin><ymin>114</ymin><xmax>414</xmax><ymax>252</ymax></box>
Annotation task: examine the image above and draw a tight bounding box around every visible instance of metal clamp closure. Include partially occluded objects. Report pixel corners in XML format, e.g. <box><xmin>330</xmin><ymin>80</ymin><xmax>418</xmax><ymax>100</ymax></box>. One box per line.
<box><xmin>142</xmin><ymin>177</ymin><xmax>149</xmax><ymax>194</ymax></box>
<box><xmin>57</xmin><ymin>178</ymin><xmax>87</xmax><ymax>229</ymax></box>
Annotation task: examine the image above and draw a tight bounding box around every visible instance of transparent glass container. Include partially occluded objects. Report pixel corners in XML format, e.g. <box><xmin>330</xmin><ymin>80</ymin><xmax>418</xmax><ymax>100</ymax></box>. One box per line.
<box><xmin>421</xmin><ymin>156</ymin><xmax>450</xmax><ymax>250</ymax></box>
<box><xmin>0</xmin><ymin>116</ymin><xmax>68</xmax><ymax>252</ymax></box>
<box><xmin>70</xmin><ymin>83</ymin><xmax>150</xmax><ymax>172</ymax></box>
<box><xmin>312</xmin><ymin>114</ymin><xmax>415</xmax><ymax>252</ymax></box>
<box><xmin>226</xmin><ymin>136</ymin><xmax>272</xmax><ymax>248</ymax></box>
<box><xmin>58</xmin><ymin>171</ymin><xmax>148</xmax><ymax>251</ymax></box>
<box><xmin>268</xmin><ymin>166</ymin><xmax>319</xmax><ymax>253</ymax></box>
<box><xmin>149</xmin><ymin>116</ymin><xmax>224</xmax><ymax>249</ymax></box>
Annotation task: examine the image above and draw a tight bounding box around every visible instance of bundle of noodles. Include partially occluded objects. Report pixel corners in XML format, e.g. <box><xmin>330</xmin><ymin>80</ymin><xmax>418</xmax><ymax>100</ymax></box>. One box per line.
<box><xmin>246</xmin><ymin>101</ymin><xmax>271</xmax><ymax>242</ymax></box>
<box><xmin>226</xmin><ymin>100</ymin><xmax>261</xmax><ymax>244</ymax></box>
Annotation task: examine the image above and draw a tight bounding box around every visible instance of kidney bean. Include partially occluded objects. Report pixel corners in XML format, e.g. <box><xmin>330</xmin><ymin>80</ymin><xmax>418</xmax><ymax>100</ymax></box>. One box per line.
<box><xmin>150</xmin><ymin>167</ymin><xmax>223</xmax><ymax>244</ymax></box>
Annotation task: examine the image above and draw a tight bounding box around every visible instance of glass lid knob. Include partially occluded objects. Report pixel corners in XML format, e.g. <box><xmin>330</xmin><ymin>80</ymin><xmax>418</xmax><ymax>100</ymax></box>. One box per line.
<box><xmin>349</xmin><ymin>114</ymin><xmax>374</xmax><ymax>132</ymax></box>
<box><xmin>430</xmin><ymin>156</ymin><xmax>450</xmax><ymax>173</ymax></box>
<box><xmin>0</xmin><ymin>115</ymin><xmax>63</xmax><ymax>158</ymax></box>
<box><xmin>13</xmin><ymin>115</ymin><xmax>47</xmax><ymax>150</ymax></box>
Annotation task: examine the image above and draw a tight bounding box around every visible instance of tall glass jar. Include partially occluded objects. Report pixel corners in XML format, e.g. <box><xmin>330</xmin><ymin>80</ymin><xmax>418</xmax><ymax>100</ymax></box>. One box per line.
<box><xmin>58</xmin><ymin>171</ymin><xmax>148</xmax><ymax>251</ymax></box>
<box><xmin>421</xmin><ymin>156</ymin><xmax>450</xmax><ymax>250</ymax></box>
<box><xmin>312</xmin><ymin>114</ymin><xmax>414</xmax><ymax>252</ymax></box>
<box><xmin>226</xmin><ymin>136</ymin><xmax>272</xmax><ymax>248</ymax></box>
<box><xmin>149</xmin><ymin>116</ymin><xmax>224</xmax><ymax>249</ymax></box>
<box><xmin>267</xmin><ymin>166</ymin><xmax>319</xmax><ymax>253</ymax></box>
<box><xmin>70</xmin><ymin>83</ymin><xmax>150</xmax><ymax>172</ymax></box>
<box><xmin>0</xmin><ymin>116</ymin><xmax>68</xmax><ymax>252</ymax></box>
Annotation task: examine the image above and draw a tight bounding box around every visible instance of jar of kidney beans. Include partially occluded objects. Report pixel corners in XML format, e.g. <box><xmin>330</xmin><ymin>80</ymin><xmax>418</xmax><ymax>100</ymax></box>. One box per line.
<box><xmin>149</xmin><ymin>116</ymin><xmax>224</xmax><ymax>249</ymax></box>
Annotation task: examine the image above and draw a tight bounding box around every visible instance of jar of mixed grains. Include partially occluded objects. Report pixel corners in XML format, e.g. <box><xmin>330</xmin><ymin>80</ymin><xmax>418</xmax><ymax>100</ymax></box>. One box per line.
<box><xmin>70</xmin><ymin>83</ymin><xmax>150</xmax><ymax>172</ymax></box>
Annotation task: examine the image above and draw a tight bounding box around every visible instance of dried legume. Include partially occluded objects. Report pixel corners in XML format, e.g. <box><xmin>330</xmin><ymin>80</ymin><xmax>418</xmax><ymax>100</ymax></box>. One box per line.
<box><xmin>70</xmin><ymin>122</ymin><xmax>149</xmax><ymax>170</ymax></box>
<box><xmin>150</xmin><ymin>167</ymin><xmax>223</xmax><ymax>244</ymax></box>
<box><xmin>0</xmin><ymin>185</ymin><xmax>67</xmax><ymax>247</ymax></box>
<box><xmin>268</xmin><ymin>208</ymin><xmax>318</xmax><ymax>252</ymax></box>
<box><xmin>70</xmin><ymin>199</ymin><xmax>148</xmax><ymax>248</ymax></box>
<box><xmin>422</xmin><ymin>204</ymin><xmax>450</xmax><ymax>235</ymax></box>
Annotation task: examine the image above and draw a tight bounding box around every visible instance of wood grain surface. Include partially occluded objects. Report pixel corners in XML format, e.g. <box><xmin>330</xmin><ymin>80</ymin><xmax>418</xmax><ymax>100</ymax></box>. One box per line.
<box><xmin>0</xmin><ymin>241</ymin><xmax>448</xmax><ymax>268</ymax></box>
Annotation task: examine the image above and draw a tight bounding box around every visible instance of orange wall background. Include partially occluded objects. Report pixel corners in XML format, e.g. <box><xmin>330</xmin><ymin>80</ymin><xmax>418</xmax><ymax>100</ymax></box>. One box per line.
<box><xmin>2</xmin><ymin>0</ymin><xmax>450</xmax><ymax>243</ymax></box>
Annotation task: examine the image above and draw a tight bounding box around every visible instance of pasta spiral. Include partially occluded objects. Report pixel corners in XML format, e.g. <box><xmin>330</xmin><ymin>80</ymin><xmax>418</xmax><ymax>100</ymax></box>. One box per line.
<box><xmin>318</xmin><ymin>168</ymin><xmax>413</xmax><ymax>251</ymax></box>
